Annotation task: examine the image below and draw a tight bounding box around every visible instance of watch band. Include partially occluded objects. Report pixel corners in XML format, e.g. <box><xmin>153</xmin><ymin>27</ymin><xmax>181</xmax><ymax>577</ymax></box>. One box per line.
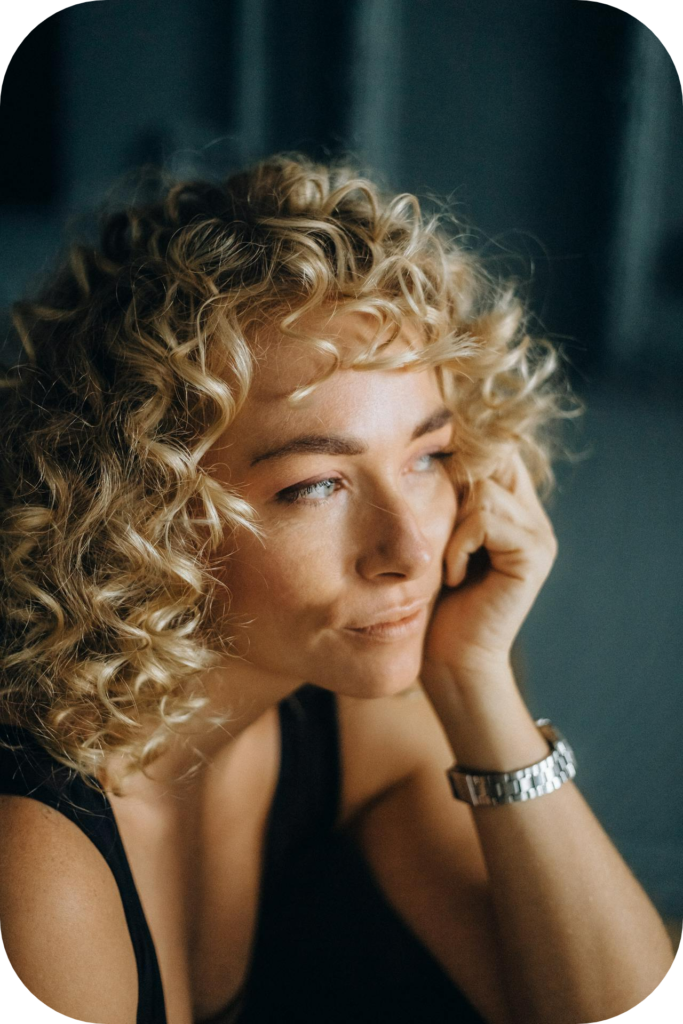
<box><xmin>446</xmin><ymin>718</ymin><xmax>577</xmax><ymax>807</ymax></box>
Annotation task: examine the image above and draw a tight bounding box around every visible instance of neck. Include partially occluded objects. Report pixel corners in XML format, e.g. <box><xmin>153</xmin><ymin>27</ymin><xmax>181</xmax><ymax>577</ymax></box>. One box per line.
<box><xmin>99</xmin><ymin>660</ymin><xmax>303</xmax><ymax>800</ymax></box>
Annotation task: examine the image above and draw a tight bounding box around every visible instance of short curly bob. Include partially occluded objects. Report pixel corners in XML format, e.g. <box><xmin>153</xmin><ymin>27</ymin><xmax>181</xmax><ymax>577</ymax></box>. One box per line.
<box><xmin>0</xmin><ymin>153</ymin><xmax>578</xmax><ymax>793</ymax></box>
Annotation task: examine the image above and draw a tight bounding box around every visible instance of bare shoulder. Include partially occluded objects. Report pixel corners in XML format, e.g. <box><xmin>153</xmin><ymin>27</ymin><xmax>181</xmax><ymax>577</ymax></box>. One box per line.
<box><xmin>335</xmin><ymin>680</ymin><xmax>455</xmax><ymax>826</ymax></box>
<box><xmin>0</xmin><ymin>794</ymin><xmax>138</xmax><ymax>1024</ymax></box>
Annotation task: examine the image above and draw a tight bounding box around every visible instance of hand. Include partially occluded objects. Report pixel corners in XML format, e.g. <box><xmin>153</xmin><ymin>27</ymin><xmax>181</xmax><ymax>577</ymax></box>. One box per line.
<box><xmin>422</xmin><ymin>449</ymin><xmax>558</xmax><ymax>687</ymax></box>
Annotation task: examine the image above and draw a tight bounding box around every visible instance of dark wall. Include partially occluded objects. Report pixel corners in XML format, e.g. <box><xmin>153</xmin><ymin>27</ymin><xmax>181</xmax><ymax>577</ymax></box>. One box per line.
<box><xmin>0</xmin><ymin>12</ymin><xmax>63</xmax><ymax>204</ymax></box>
<box><xmin>2</xmin><ymin>1</ymin><xmax>681</xmax><ymax>381</ymax></box>
<box><xmin>398</xmin><ymin>0</ymin><xmax>634</xmax><ymax>374</ymax></box>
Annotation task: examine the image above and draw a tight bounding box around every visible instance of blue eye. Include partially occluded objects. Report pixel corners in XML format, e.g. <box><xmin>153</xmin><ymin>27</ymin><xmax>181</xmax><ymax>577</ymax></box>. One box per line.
<box><xmin>278</xmin><ymin>477</ymin><xmax>339</xmax><ymax>505</ymax></box>
<box><xmin>275</xmin><ymin>449</ymin><xmax>456</xmax><ymax>507</ymax></box>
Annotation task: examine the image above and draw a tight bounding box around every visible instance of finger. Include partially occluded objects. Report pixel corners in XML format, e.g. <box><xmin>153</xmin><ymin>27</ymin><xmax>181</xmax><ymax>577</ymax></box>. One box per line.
<box><xmin>490</xmin><ymin>448</ymin><xmax>533</xmax><ymax>494</ymax></box>
<box><xmin>445</xmin><ymin>500</ymin><xmax>556</xmax><ymax>588</ymax></box>
<box><xmin>458</xmin><ymin>476</ymin><xmax>540</xmax><ymax>534</ymax></box>
<box><xmin>489</xmin><ymin>449</ymin><xmax>549</xmax><ymax>523</ymax></box>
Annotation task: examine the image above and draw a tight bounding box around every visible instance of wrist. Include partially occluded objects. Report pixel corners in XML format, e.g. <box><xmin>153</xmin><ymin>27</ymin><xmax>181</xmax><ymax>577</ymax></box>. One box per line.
<box><xmin>420</xmin><ymin>662</ymin><xmax>550</xmax><ymax>772</ymax></box>
<box><xmin>422</xmin><ymin>637</ymin><xmax>517</xmax><ymax>685</ymax></box>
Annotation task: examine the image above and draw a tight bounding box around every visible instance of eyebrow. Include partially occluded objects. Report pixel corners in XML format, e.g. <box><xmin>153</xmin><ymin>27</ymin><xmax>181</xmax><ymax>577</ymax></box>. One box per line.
<box><xmin>248</xmin><ymin>405</ymin><xmax>454</xmax><ymax>468</ymax></box>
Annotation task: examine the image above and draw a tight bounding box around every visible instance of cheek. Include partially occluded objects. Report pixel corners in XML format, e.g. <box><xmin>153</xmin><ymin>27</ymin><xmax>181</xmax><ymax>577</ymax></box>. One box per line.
<box><xmin>447</xmin><ymin>483</ymin><xmax>459</xmax><ymax>532</ymax></box>
<box><xmin>223</xmin><ymin>529</ymin><xmax>341</xmax><ymax>619</ymax></box>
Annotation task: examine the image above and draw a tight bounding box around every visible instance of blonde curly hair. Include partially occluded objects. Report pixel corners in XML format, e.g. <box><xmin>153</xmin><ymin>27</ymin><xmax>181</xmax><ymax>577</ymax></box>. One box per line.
<box><xmin>0</xmin><ymin>153</ymin><xmax>578</xmax><ymax>793</ymax></box>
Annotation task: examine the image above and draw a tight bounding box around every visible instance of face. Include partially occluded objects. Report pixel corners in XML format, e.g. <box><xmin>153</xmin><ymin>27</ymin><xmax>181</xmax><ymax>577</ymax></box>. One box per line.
<box><xmin>206</xmin><ymin>311</ymin><xmax>458</xmax><ymax>700</ymax></box>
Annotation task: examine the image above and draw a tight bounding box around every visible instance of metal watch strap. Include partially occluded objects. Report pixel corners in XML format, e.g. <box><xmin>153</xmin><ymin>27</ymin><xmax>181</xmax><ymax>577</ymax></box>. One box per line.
<box><xmin>446</xmin><ymin>718</ymin><xmax>577</xmax><ymax>807</ymax></box>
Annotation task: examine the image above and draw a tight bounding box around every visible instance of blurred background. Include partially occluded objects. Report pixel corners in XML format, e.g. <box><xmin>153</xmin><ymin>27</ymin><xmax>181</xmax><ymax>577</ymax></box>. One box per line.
<box><xmin>0</xmin><ymin>0</ymin><xmax>681</xmax><ymax>926</ymax></box>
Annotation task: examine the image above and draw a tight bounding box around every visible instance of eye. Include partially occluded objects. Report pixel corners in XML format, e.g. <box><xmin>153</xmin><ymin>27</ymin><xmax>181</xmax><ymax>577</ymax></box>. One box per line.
<box><xmin>274</xmin><ymin>452</ymin><xmax>456</xmax><ymax>507</ymax></box>
<box><xmin>278</xmin><ymin>477</ymin><xmax>342</xmax><ymax>505</ymax></box>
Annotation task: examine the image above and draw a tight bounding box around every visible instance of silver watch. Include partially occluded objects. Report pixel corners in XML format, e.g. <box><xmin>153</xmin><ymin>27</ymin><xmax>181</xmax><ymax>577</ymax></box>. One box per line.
<box><xmin>446</xmin><ymin>719</ymin><xmax>577</xmax><ymax>807</ymax></box>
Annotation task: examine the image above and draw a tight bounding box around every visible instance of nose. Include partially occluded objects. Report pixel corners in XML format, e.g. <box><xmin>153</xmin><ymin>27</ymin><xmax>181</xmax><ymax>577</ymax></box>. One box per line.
<box><xmin>355</xmin><ymin>492</ymin><xmax>434</xmax><ymax>580</ymax></box>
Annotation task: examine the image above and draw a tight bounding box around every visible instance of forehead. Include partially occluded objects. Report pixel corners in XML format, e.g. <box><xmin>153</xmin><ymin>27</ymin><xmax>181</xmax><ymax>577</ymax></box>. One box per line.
<box><xmin>214</xmin><ymin>309</ymin><xmax>446</xmax><ymax>477</ymax></box>
<box><xmin>216</xmin><ymin>312</ymin><xmax>445</xmax><ymax>469</ymax></box>
<box><xmin>248</xmin><ymin>309</ymin><xmax>424</xmax><ymax>400</ymax></box>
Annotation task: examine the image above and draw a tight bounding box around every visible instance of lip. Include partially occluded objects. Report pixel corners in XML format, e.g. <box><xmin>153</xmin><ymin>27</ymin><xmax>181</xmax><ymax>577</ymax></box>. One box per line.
<box><xmin>346</xmin><ymin>600</ymin><xmax>429</xmax><ymax>629</ymax></box>
<box><xmin>343</xmin><ymin>604</ymin><xmax>427</xmax><ymax>642</ymax></box>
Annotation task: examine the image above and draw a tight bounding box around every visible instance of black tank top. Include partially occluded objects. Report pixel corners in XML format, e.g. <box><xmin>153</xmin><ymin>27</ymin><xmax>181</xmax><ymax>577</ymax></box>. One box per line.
<box><xmin>0</xmin><ymin>684</ymin><xmax>486</xmax><ymax>1024</ymax></box>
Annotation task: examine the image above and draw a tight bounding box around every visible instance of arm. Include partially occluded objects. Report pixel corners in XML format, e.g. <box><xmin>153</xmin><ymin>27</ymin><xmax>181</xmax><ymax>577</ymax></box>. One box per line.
<box><xmin>378</xmin><ymin>449</ymin><xmax>674</xmax><ymax>1024</ymax></box>
<box><xmin>0</xmin><ymin>794</ymin><xmax>139</xmax><ymax>1024</ymax></box>
<box><xmin>421</xmin><ymin>666</ymin><xmax>675</xmax><ymax>1024</ymax></box>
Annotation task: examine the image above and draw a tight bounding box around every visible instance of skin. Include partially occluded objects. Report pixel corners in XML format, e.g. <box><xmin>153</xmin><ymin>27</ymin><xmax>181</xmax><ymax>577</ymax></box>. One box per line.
<box><xmin>99</xmin><ymin>312</ymin><xmax>442</xmax><ymax>795</ymax></box>
<box><xmin>211</xmin><ymin>316</ymin><xmax>457</xmax><ymax>696</ymax></box>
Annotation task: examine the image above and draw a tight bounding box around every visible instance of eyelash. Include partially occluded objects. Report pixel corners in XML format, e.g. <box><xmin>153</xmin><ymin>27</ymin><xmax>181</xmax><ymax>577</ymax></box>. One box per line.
<box><xmin>275</xmin><ymin>450</ymin><xmax>457</xmax><ymax>507</ymax></box>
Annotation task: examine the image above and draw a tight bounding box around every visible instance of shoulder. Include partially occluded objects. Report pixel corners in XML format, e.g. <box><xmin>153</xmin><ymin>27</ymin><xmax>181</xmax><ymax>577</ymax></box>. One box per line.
<box><xmin>335</xmin><ymin>680</ymin><xmax>455</xmax><ymax>825</ymax></box>
<box><xmin>0</xmin><ymin>794</ymin><xmax>139</xmax><ymax>1024</ymax></box>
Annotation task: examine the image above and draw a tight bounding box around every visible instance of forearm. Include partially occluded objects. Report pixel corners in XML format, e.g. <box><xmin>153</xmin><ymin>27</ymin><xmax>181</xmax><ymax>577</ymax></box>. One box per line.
<box><xmin>425</xmin><ymin>661</ymin><xmax>676</xmax><ymax>1024</ymax></box>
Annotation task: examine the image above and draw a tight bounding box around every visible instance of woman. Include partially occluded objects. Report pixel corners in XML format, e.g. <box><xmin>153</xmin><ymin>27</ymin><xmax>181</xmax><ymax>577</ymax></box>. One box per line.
<box><xmin>0</xmin><ymin>155</ymin><xmax>675</xmax><ymax>1024</ymax></box>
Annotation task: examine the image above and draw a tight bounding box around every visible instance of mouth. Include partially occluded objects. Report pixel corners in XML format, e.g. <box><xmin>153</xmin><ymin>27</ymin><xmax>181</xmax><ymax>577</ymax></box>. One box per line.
<box><xmin>343</xmin><ymin>605</ymin><xmax>427</xmax><ymax>642</ymax></box>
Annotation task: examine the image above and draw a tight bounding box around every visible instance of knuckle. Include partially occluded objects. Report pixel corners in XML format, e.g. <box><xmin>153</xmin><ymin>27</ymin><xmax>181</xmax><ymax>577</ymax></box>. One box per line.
<box><xmin>478</xmin><ymin>479</ymin><xmax>499</xmax><ymax>503</ymax></box>
<box><xmin>474</xmin><ymin>508</ymin><xmax>495</xmax><ymax>529</ymax></box>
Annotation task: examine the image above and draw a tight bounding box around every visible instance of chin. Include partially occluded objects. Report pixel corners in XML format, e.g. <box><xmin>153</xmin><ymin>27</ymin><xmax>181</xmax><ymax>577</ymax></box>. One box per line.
<box><xmin>325</xmin><ymin>667</ymin><xmax>421</xmax><ymax>700</ymax></box>
<box><xmin>299</xmin><ymin>624</ymin><xmax>427</xmax><ymax>700</ymax></box>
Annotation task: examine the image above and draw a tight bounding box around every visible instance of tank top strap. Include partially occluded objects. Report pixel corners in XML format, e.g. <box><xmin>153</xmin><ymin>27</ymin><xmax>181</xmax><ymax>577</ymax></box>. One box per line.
<box><xmin>262</xmin><ymin>683</ymin><xmax>341</xmax><ymax>884</ymax></box>
<box><xmin>0</xmin><ymin>724</ymin><xmax>167</xmax><ymax>1024</ymax></box>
